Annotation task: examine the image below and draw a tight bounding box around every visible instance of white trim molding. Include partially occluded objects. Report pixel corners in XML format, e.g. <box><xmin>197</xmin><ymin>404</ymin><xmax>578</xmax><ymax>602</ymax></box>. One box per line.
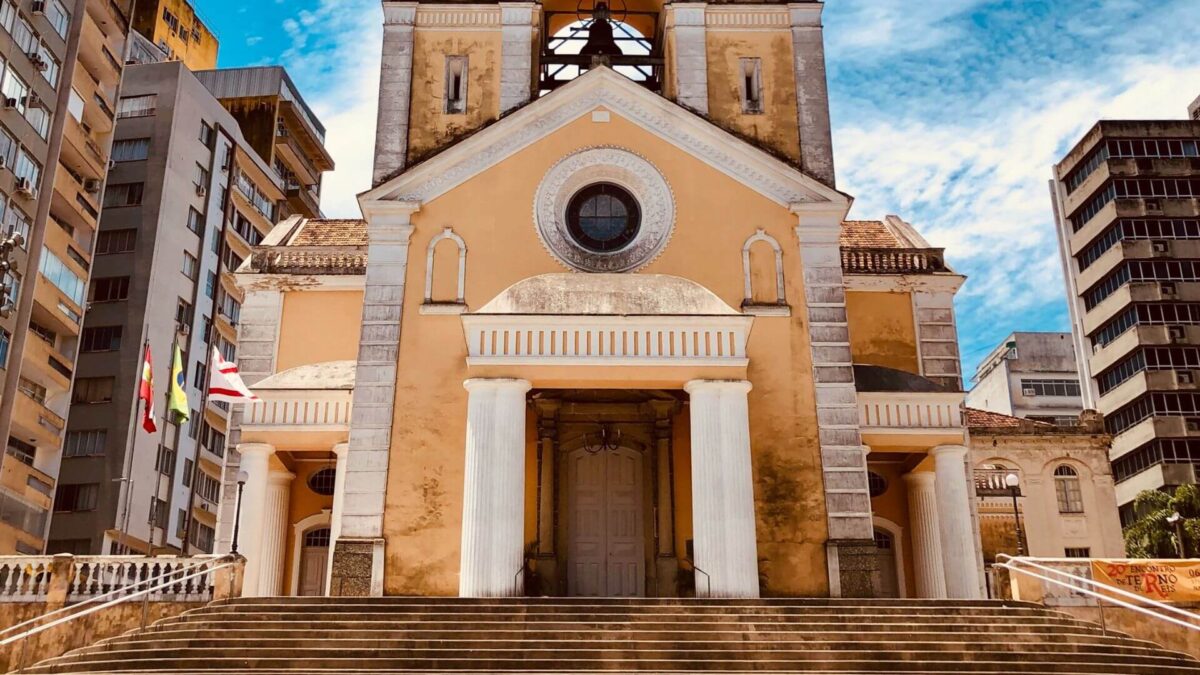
<box><xmin>857</xmin><ymin>391</ymin><xmax>966</xmax><ymax>436</ymax></box>
<box><xmin>289</xmin><ymin>511</ymin><xmax>332</xmax><ymax>596</ymax></box>
<box><xmin>872</xmin><ymin>516</ymin><xmax>908</xmax><ymax>599</ymax></box>
<box><xmin>243</xmin><ymin>390</ymin><xmax>355</xmax><ymax>432</ymax></box>
<box><xmin>423</xmin><ymin>227</ymin><xmax>467</xmax><ymax>305</ymax></box>
<box><xmin>741</xmin><ymin>228</ymin><xmax>788</xmax><ymax>313</ymax></box>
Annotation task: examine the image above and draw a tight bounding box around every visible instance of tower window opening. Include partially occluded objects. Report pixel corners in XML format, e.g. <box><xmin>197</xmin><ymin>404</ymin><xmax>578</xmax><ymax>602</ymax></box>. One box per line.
<box><xmin>445</xmin><ymin>56</ymin><xmax>468</xmax><ymax>114</ymax></box>
<box><xmin>740</xmin><ymin>58</ymin><xmax>762</xmax><ymax>114</ymax></box>
<box><xmin>540</xmin><ymin>6</ymin><xmax>658</xmax><ymax>95</ymax></box>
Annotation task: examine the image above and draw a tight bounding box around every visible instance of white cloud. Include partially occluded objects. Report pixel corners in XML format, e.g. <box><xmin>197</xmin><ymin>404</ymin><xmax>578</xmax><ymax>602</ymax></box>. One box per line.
<box><xmin>826</xmin><ymin>0</ymin><xmax>987</xmax><ymax>56</ymax></box>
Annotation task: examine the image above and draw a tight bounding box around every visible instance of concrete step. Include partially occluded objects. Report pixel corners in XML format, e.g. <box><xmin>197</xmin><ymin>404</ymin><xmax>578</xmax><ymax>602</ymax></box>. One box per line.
<box><xmin>200</xmin><ymin>602</ymin><xmax>1053</xmax><ymax>616</ymax></box>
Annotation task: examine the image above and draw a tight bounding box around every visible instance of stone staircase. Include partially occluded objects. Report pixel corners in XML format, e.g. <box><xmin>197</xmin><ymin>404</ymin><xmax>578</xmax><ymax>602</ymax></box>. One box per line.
<box><xmin>25</xmin><ymin>597</ymin><xmax>1200</xmax><ymax>673</ymax></box>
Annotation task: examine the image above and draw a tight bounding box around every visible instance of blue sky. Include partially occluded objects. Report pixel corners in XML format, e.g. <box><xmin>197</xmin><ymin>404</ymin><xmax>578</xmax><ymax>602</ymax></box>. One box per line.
<box><xmin>195</xmin><ymin>0</ymin><xmax>1200</xmax><ymax>379</ymax></box>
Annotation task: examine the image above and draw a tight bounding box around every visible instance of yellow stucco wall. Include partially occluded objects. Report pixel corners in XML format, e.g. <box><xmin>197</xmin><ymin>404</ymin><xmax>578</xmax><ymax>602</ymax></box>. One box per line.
<box><xmin>704</xmin><ymin>31</ymin><xmax>802</xmax><ymax>164</ymax></box>
<box><xmin>868</xmin><ymin>462</ymin><xmax>917</xmax><ymax>597</ymax></box>
<box><xmin>406</xmin><ymin>32</ymin><xmax>502</xmax><ymax>164</ymax></box>
<box><xmin>382</xmin><ymin>109</ymin><xmax>830</xmax><ymax>597</ymax></box>
<box><xmin>276</xmin><ymin>291</ymin><xmax>364</xmax><ymax>373</ymax></box>
<box><xmin>845</xmin><ymin>291</ymin><xmax>921</xmax><ymax>374</ymax></box>
<box><xmin>281</xmin><ymin>461</ymin><xmax>336</xmax><ymax>595</ymax></box>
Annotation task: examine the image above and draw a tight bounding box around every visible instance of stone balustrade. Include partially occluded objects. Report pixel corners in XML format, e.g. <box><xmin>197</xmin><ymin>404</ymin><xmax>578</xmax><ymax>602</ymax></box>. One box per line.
<box><xmin>0</xmin><ymin>554</ymin><xmax>240</xmax><ymax>604</ymax></box>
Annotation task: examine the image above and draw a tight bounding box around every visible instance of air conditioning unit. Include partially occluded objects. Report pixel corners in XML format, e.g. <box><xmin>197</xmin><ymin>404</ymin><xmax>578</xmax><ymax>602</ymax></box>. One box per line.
<box><xmin>1171</xmin><ymin>326</ymin><xmax>1187</xmax><ymax>343</ymax></box>
<box><xmin>1022</xmin><ymin>387</ymin><xmax>1037</xmax><ymax>397</ymax></box>
<box><xmin>15</xmin><ymin>178</ymin><xmax>35</xmax><ymax>198</ymax></box>
<box><xmin>3</xmin><ymin>98</ymin><xmax>17</xmax><ymax>110</ymax></box>
<box><xmin>195</xmin><ymin>184</ymin><xmax>207</xmax><ymax>197</ymax></box>
<box><xmin>24</xmin><ymin>93</ymin><xmax>41</xmax><ymax>109</ymax></box>
<box><xmin>27</xmin><ymin>52</ymin><xmax>47</xmax><ymax>72</ymax></box>
<box><xmin>30</xmin><ymin>1</ymin><xmax>45</xmax><ymax>14</ymax></box>
<box><xmin>83</xmin><ymin>178</ymin><xmax>100</xmax><ymax>193</ymax></box>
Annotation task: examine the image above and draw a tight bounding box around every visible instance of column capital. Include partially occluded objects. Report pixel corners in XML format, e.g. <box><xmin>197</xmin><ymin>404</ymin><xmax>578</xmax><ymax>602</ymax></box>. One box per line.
<box><xmin>684</xmin><ymin>379</ymin><xmax>752</xmax><ymax>396</ymax></box>
<box><xmin>332</xmin><ymin>442</ymin><xmax>349</xmax><ymax>459</ymax></box>
<box><xmin>930</xmin><ymin>445</ymin><xmax>969</xmax><ymax>460</ymax></box>
<box><xmin>463</xmin><ymin>378</ymin><xmax>532</xmax><ymax>394</ymax></box>
<box><xmin>903</xmin><ymin>471</ymin><xmax>937</xmax><ymax>488</ymax></box>
<box><xmin>382</xmin><ymin>1</ymin><xmax>417</xmax><ymax>25</ymax></box>
<box><xmin>238</xmin><ymin>443</ymin><xmax>276</xmax><ymax>457</ymax></box>
<box><xmin>268</xmin><ymin>470</ymin><xmax>296</xmax><ymax>486</ymax></box>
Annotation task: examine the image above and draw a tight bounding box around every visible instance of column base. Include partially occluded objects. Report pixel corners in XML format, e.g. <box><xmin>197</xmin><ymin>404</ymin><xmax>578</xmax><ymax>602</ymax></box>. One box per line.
<box><xmin>329</xmin><ymin>538</ymin><xmax>385</xmax><ymax>597</ymax></box>
<box><xmin>827</xmin><ymin>539</ymin><xmax>879</xmax><ymax>598</ymax></box>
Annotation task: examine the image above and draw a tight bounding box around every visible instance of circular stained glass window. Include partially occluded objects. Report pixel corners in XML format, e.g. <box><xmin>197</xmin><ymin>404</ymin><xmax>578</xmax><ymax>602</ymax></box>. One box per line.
<box><xmin>565</xmin><ymin>183</ymin><xmax>641</xmax><ymax>253</ymax></box>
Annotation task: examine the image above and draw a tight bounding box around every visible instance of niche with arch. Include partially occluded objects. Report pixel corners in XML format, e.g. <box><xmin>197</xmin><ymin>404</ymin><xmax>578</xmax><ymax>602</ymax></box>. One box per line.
<box><xmin>421</xmin><ymin>227</ymin><xmax>468</xmax><ymax>315</ymax></box>
<box><xmin>741</xmin><ymin>229</ymin><xmax>789</xmax><ymax>316</ymax></box>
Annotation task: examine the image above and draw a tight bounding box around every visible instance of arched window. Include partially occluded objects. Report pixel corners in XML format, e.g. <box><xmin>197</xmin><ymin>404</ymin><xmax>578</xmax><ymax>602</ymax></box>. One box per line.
<box><xmin>423</xmin><ymin>228</ymin><xmax>466</xmax><ymax>309</ymax></box>
<box><xmin>303</xmin><ymin>527</ymin><xmax>331</xmax><ymax>548</ymax></box>
<box><xmin>1054</xmin><ymin>464</ymin><xmax>1084</xmax><ymax>514</ymax></box>
<box><xmin>741</xmin><ymin>229</ymin><xmax>786</xmax><ymax>312</ymax></box>
<box><xmin>542</xmin><ymin>18</ymin><xmax>653</xmax><ymax>92</ymax></box>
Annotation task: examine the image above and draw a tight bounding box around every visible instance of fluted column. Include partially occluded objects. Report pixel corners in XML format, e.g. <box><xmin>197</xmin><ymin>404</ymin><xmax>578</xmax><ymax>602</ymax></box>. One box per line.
<box><xmin>903</xmin><ymin>471</ymin><xmax>946</xmax><ymax>599</ymax></box>
<box><xmin>932</xmin><ymin>445</ymin><xmax>983</xmax><ymax>599</ymax></box>
<box><xmin>460</xmin><ymin>378</ymin><xmax>532</xmax><ymax>597</ymax></box>
<box><xmin>257</xmin><ymin>469</ymin><xmax>294</xmax><ymax>596</ymax></box>
<box><xmin>325</xmin><ymin>443</ymin><xmax>349</xmax><ymax>594</ymax></box>
<box><xmin>237</xmin><ymin>443</ymin><xmax>274</xmax><ymax>597</ymax></box>
<box><xmin>685</xmin><ymin>380</ymin><xmax>758</xmax><ymax>598</ymax></box>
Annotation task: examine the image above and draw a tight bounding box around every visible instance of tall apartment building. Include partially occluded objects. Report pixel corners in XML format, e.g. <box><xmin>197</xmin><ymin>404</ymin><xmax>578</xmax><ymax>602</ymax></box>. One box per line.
<box><xmin>0</xmin><ymin>0</ymin><xmax>131</xmax><ymax>554</ymax></box>
<box><xmin>1052</xmin><ymin>101</ymin><xmax>1200</xmax><ymax>521</ymax></box>
<box><xmin>965</xmin><ymin>332</ymin><xmax>1085</xmax><ymax>425</ymax></box>
<box><xmin>129</xmin><ymin>0</ymin><xmax>215</xmax><ymax>71</ymax></box>
<box><xmin>45</xmin><ymin>59</ymin><xmax>307</xmax><ymax>555</ymax></box>
<box><xmin>194</xmin><ymin>68</ymin><xmax>333</xmax><ymax>219</ymax></box>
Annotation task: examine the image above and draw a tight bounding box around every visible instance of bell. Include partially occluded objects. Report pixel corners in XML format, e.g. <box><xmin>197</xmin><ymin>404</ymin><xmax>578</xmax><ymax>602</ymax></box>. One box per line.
<box><xmin>580</xmin><ymin>2</ymin><xmax>622</xmax><ymax>57</ymax></box>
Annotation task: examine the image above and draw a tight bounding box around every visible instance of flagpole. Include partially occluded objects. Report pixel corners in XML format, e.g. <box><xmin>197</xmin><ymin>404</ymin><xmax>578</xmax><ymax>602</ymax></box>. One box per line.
<box><xmin>181</xmin><ymin>346</ymin><xmax>216</xmax><ymax>555</ymax></box>
<box><xmin>116</xmin><ymin>332</ymin><xmax>149</xmax><ymax>555</ymax></box>
<box><xmin>149</xmin><ymin>328</ymin><xmax>182</xmax><ymax>554</ymax></box>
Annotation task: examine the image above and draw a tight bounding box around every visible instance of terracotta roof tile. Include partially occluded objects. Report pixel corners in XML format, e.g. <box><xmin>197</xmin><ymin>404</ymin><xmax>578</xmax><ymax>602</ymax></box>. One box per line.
<box><xmin>840</xmin><ymin>220</ymin><xmax>903</xmax><ymax>249</ymax></box>
<box><xmin>289</xmin><ymin>219</ymin><xmax>367</xmax><ymax>247</ymax></box>
<box><xmin>965</xmin><ymin>407</ymin><xmax>1054</xmax><ymax>429</ymax></box>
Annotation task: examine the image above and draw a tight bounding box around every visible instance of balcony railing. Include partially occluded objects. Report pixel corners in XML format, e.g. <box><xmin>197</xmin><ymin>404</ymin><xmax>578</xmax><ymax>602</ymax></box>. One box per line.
<box><xmin>857</xmin><ymin>391</ymin><xmax>965</xmax><ymax>433</ymax></box>
<box><xmin>975</xmin><ymin>468</ymin><xmax>1022</xmax><ymax>498</ymax></box>
<box><xmin>841</xmin><ymin>247</ymin><xmax>948</xmax><ymax>275</ymax></box>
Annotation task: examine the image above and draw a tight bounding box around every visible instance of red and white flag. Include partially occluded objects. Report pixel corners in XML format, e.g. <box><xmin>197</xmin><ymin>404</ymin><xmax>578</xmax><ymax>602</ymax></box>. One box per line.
<box><xmin>208</xmin><ymin>348</ymin><xmax>258</xmax><ymax>403</ymax></box>
<box><xmin>138</xmin><ymin>343</ymin><xmax>157</xmax><ymax>433</ymax></box>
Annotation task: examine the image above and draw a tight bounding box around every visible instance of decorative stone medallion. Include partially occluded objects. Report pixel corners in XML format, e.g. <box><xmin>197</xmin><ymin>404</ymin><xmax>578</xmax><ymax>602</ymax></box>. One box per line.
<box><xmin>534</xmin><ymin>147</ymin><xmax>675</xmax><ymax>272</ymax></box>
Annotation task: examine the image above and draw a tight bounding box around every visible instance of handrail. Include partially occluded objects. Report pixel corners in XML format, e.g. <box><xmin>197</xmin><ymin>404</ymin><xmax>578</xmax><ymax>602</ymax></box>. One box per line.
<box><xmin>997</xmin><ymin>554</ymin><xmax>1200</xmax><ymax>632</ymax></box>
<box><xmin>0</xmin><ymin>555</ymin><xmax>235</xmax><ymax>645</ymax></box>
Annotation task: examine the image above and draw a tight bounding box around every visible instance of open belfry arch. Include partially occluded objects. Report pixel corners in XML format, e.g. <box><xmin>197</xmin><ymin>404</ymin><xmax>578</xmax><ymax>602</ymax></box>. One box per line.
<box><xmin>223</xmin><ymin>0</ymin><xmax>983</xmax><ymax>602</ymax></box>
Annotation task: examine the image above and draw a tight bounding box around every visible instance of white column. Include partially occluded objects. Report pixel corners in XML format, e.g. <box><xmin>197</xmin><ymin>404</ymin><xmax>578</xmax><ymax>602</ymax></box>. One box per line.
<box><xmin>257</xmin><ymin>469</ymin><xmax>294</xmax><ymax>596</ymax></box>
<box><xmin>904</xmin><ymin>471</ymin><xmax>946</xmax><ymax>599</ymax></box>
<box><xmin>325</xmin><ymin>443</ymin><xmax>349</xmax><ymax>595</ymax></box>
<box><xmin>932</xmin><ymin>445</ymin><xmax>983</xmax><ymax>599</ymax></box>
<box><xmin>237</xmin><ymin>443</ymin><xmax>274</xmax><ymax>597</ymax></box>
<box><xmin>685</xmin><ymin>380</ymin><xmax>758</xmax><ymax>598</ymax></box>
<box><xmin>460</xmin><ymin>378</ymin><xmax>531</xmax><ymax>597</ymax></box>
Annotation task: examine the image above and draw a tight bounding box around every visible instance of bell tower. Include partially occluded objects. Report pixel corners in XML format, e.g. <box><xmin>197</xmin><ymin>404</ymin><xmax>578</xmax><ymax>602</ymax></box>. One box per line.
<box><xmin>371</xmin><ymin>0</ymin><xmax>835</xmax><ymax>187</ymax></box>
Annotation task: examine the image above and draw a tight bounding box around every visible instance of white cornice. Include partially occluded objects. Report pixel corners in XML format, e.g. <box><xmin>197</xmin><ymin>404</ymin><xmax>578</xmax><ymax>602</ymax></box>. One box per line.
<box><xmin>235</xmin><ymin>273</ymin><xmax>365</xmax><ymax>292</ymax></box>
<box><xmin>359</xmin><ymin>67</ymin><xmax>847</xmax><ymax>210</ymax></box>
<box><xmin>843</xmin><ymin>273</ymin><xmax>966</xmax><ymax>294</ymax></box>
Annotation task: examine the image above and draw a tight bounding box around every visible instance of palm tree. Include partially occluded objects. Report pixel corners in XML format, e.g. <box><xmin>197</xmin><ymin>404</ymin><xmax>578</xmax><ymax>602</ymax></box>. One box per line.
<box><xmin>1124</xmin><ymin>484</ymin><xmax>1200</xmax><ymax>558</ymax></box>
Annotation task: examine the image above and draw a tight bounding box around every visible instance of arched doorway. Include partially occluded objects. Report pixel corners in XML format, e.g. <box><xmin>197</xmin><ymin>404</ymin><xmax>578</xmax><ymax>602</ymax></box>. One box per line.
<box><xmin>565</xmin><ymin>446</ymin><xmax>646</xmax><ymax>597</ymax></box>
<box><xmin>298</xmin><ymin>527</ymin><xmax>331</xmax><ymax>596</ymax></box>
<box><xmin>874</xmin><ymin>528</ymin><xmax>900</xmax><ymax>598</ymax></box>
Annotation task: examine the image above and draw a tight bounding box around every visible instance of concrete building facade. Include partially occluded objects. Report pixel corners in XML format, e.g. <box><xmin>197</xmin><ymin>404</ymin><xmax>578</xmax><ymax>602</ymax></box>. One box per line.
<box><xmin>0</xmin><ymin>0</ymin><xmax>131</xmax><ymax>554</ymax></box>
<box><xmin>45</xmin><ymin>60</ymin><xmax>295</xmax><ymax>555</ymax></box>
<box><xmin>129</xmin><ymin>0</ymin><xmax>216</xmax><ymax>71</ymax></box>
<box><xmin>1052</xmin><ymin>103</ymin><xmax>1200</xmax><ymax>521</ymax></box>
<box><xmin>966</xmin><ymin>332</ymin><xmax>1085</xmax><ymax>426</ymax></box>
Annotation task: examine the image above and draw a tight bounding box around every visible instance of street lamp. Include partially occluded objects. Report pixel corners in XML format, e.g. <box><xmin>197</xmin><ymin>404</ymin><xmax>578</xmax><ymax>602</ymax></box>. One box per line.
<box><xmin>1005</xmin><ymin>472</ymin><xmax>1027</xmax><ymax>556</ymax></box>
<box><xmin>231</xmin><ymin>470</ymin><xmax>248</xmax><ymax>555</ymax></box>
<box><xmin>1167</xmin><ymin>511</ymin><xmax>1185</xmax><ymax>559</ymax></box>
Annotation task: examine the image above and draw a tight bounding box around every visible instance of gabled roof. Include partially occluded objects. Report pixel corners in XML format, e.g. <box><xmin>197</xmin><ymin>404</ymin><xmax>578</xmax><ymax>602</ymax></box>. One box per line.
<box><xmin>965</xmin><ymin>407</ymin><xmax>1050</xmax><ymax>429</ymax></box>
<box><xmin>360</xmin><ymin>67</ymin><xmax>850</xmax><ymax>210</ymax></box>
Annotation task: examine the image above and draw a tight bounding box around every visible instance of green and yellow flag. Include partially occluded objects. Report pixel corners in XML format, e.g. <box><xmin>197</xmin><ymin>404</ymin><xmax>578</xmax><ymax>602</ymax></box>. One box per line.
<box><xmin>169</xmin><ymin>345</ymin><xmax>190</xmax><ymax>423</ymax></box>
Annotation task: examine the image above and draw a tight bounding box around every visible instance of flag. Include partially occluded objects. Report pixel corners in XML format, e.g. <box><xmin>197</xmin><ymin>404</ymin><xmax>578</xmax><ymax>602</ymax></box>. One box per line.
<box><xmin>208</xmin><ymin>347</ymin><xmax>258</xmax><ymax>403</ymax></box>
<box><xmin>169</xmin><ymin>345</ymin><xmax>190</xmax><ymax>423</ymax></box>
<box><xmin>139</xmin><ymin>343</ymin><xmax>157</xmax><ymax>433</ymax></box>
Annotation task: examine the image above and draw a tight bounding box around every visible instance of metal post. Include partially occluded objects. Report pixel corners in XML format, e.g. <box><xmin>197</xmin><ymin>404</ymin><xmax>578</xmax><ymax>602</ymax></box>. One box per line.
<box><xmin>231</xmin><ymin>477</ymin><xmax>246</xmax><ymax>555</ymax></box>
<box><xmin>1009</xmin><ymin>484</ymin><xmax>1027</xmax><ymax>556</ymax></box>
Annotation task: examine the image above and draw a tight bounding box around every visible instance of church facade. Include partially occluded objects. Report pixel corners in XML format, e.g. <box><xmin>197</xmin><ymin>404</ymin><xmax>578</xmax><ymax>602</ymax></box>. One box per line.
<box><xmin>215</xmin><ymin>0</ymin><xmax>984</xmax><ymax>601</ymax></box>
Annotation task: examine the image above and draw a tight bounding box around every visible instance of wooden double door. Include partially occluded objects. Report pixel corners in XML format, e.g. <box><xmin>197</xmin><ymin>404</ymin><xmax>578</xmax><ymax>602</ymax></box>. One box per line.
<box><xmin>565</xmin><ymin>447</ymin><xmax>646</xmax><ymax>597</ymax></box>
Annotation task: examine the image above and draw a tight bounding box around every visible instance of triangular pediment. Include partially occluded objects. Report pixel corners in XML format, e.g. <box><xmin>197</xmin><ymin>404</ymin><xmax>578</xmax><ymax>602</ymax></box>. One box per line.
<box><xmin>360</xmin><ymin>67</ymin><xmax>849</xmax><ymax>209</ymax></box>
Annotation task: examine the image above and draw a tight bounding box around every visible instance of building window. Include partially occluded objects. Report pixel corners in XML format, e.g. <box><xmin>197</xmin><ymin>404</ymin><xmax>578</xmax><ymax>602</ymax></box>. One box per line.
<box><xmin>95</xmin><ymin>229</ymin><xmax>136</xmax><ymax>254</ymax></box>
<box><xmin>444</xmin><ymin>55</ymin><xmax>467</xmax><ymax>114</ymax></box>
<box><xmin>192</xmin><ymin>361</ymin><xmax>207</xmax><ymax>389</ymax></box>
<box><xmin>194</xmin><ymin>163</ymin><xmax>209</xmax><ymax>189</ymax></box>
<box><xmin>110</xmin><ymin>138</ymin><xmax>150</xmax><ymax>162</ymax></box>
<box><xmin>13</xmin><ymin>148</ymin><xmax>39</xmax><ymax>186</ymax></box>
<box><xmin>116</xmin><ymin>94</ymin><xmax>156</xmax><ymax>118</ymax></box>
<box><xmin>103</xmin><ymin>182</ymin><xmax>144</xmax><ymax>208</ymax></box>
<box><xmin>187</xmin><ymin>207</ymin><xmax>203</xmax><ymax>236</ymax></box>
<box><xmin>199</xmin><ymin>121</ymin><xmax>214</xmax><ymax>147</ymax></box>
<box><xmin>308</xmin><ymin>468</ymin><xmax>337</xmax><ymax>496</ymax></box>
<box><xmin>63</xmin><ymin>430</ymin><xmax>106</xmax><ymax>457</ymax></box>
<box><xmin>196</xmin><ymin>470</ymin><xmax>220</xmax><ymax>503</ymax></box>
<box><xmin>191</xmin><ymin>522</ymin><xmax>214</xmax><ymax>553</ymax></box>
<box><xmin>1</xmin><ymin>65</ymin><xmax>27</xmax><ymax>115</ymax></box>
<box><xmin>54</xmin><ymin>483</ymin><xmax>98</xmax><ymax>512</ymax></box>
<box><xmin>1020</xmin><ymin>379</ymin><xmax>1081</xmax><ymax>398</ymax></box>
<box><xmin>80</xmin><ymin>325</ymin><xmax>122</xmax><ymax>352</ymax></box>
<box><xmin>182</xmin><ymin>251</ymin><xmax>198</xmax><ymax>279</ymax></box>
<box><xmin>1054</xmin><ymin>465</ymin><xmax>1084</xmax><ymax>514</ymax></box>
<box><xmin>176</xmin><ymin>298</ymin><xmax>192</xmax><ymax>326</ymax></box>
<box><xmin>187</xmin><ymin>410</ymin><xmax>200</xmax><ymax>439</ymax></box>
<box><xmin>46</xmin><ymin>0</ymin><xmax>70</xmax><ymax>38</ymax></box>
<box><xmin>866</xmin><ymin>472</ymin><xmax>888</xmax><ymax>498</ymax></box>
<box><xmin>72</xmin><ymin>377</ymin><xmax>114</xmax><ymax>404</ymax></box>
<box><xmin>182</xmin><ymin>458</ymin><xmax>193</xmax><ymax>487</ymax></box>
<box><xmin>17</xmin><ymin>376</ymin><xmax>46</xmax><ymax>404</ymax></box>
<box><xmin>89</xmin><ymin>276</ymin><xmax>130</xmax><ymax>303</ymax></box>
<box><xmin>148</xmin><ymin>497</ymin><xmax>168</xmax><ymax>528</ymax></box>
<box><xmin>40</xmin><ymin>248</ymin><xmax>86</xmax><ymax>306</ymax></box>
<box><xmin>565</xmin><ymin>183</ymin><xmax>641</xmax><ymax>253</ymax></box>
<box><xmin>155</xmin><ymin>444</ymin><xmax>175</xmax><ymax>475</ymax></box>
<box><xmin>0</xmin><ymin>327</ymin><xmax>9</xmax><ymax>367</ymax></box>
<box><xmin>739</xmin><ymin>57</ymin><xmax>763</xmax><ymax>114</ymax></box>
<box><xmin>205</xmin><ymin>272</ymin><xmax>216</xmax><ymax>299</ymax></box>
<box><xmin>1065</xmin><ymin>547</ymin><xmax>1091</xmax><ymax>558</ymax></box>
